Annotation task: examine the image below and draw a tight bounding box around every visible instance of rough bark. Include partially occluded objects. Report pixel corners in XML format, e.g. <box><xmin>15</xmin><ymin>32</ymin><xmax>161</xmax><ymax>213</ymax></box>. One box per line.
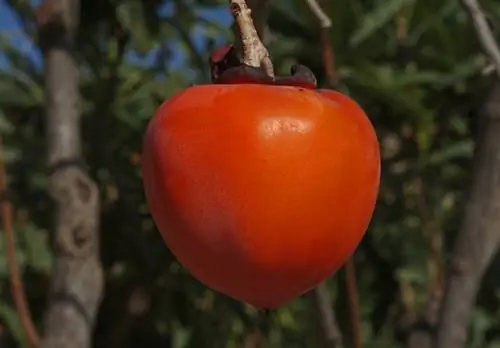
<box><xmin>435</xmin><ymin>81</ymin><xmax>500</xmax><ymax>348</ymax></box>
<box><xmin>37</xmin><ymin>0</ymin><xmax>104</xmax><ymax>347</ymax></box>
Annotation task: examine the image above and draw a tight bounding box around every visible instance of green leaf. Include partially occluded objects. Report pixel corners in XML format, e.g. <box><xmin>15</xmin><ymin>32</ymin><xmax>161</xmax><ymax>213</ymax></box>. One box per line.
<box><xmin>0</xmin><ymin>71</ymin><xmax>43</xmax><ymax>107</ymax></box>
<box><xmin>0</xmin><ymin>303</ymin><xmax>28</xmax><ymax>348</ymax></box>
<box><xmin>395</xmin><ymin>266</ymin><xmax>427</xmax><ymax>284</ymax></box>
<box><xmin>0</xmin><ymin>230</ymin><xmax>27</xmax><ymax>276</ymax></box>
<box><xmin>21</xmin><ymin>224</ymin><xmax>53</xmax><ymax>274</ymax></box>
<box><xmin>426</xmin><ymin>140</ymin><xmax>474</xmax><ymax>166</ymax></box>
<box><xmin>0</xmin><ymin>35</ymin><xmax>40</xmax><ymax>76</ymax></box>
<box><xmin>0</xmin><ymin>110</ymin><xmax>15</xmax><ymax>134</ymax></box>
<box><xmin>171</xmin><ymin>320</ymin><xmax>192</xmax><ymax>348</ymax></box>
<box><xmin>2</xmin><ymin>146</ymin><xmax>22</xmax><ymax>163</ymax></box>
<box><xmin>349</xmin><ymin>0</ymin><xmax>416</xmax><ymax>47</ymax></box>
<box><xmin>116</xmin><ymin>0</ymin><xmax>159</xmax><ymax>53</ymax></box>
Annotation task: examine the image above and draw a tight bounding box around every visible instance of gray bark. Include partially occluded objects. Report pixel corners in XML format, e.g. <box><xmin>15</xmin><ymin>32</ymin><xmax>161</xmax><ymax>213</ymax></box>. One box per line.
<box><xmin>38</xmin><ymin>0</ymin><xmax>104</xmax><ymax>347</ymax></box>
<box><xmin>435</xmin><ymin>81</ymin><xmax>500</xmax><ymax>348</ymax></box>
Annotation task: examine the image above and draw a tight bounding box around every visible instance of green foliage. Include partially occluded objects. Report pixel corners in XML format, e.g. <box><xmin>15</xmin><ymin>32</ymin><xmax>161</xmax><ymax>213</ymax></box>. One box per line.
<box><xmin>349</xmin><ymin>0</ymin><xmax>416</xmax><ymax>47</ymax></box>
<box><xmin>0</xmin><ymin>0</ymin><xmax>499</xmax><ymax>347</ymax></box>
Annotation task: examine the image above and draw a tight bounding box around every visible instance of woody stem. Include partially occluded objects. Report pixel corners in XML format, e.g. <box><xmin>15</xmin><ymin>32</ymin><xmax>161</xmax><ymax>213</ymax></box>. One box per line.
<box><xmin>229</xmin><ymin>0</ymin><xmax>275</xmax><ymax>78</ymax></box>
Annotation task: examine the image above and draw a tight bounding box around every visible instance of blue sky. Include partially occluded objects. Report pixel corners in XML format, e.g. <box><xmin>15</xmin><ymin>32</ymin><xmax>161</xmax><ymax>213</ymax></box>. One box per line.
<box><xmin>0</xmin><ymin>0</ymin><xmax>233</xmax><ymax>70</ymax></box>
<box><xmin>0</xmin><ymin>0</ymin><xmax>41</xmax><ymax>68</ymax></box>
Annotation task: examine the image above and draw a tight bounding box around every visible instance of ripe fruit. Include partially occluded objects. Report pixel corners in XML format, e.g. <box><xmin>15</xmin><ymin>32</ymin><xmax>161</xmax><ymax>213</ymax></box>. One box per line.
<box><xmin>141</xmin><ymin>54</ymin><xmax>380</xmax><ymax>309</ymax></box>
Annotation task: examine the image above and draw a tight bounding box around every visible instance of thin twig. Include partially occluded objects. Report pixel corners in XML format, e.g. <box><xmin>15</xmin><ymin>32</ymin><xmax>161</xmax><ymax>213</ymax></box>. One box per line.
<box><xmin>344</xmin><ymin>260</ymin><xmax>363</xmax><ymax>348</ymax></box>
<box><xmin>461</xmin><ymin>0</ymin><xmax>500</xmax><ymax>78</ymax></box>
<box><xmin>307</xmin><ymin>0</ymin><xmax>337</xmax><ymax>87</ymax></box>
<box><xmin>313</xmin><ymin>283</ymin><xmax>344</xmax><ymax>348</ymax></box>
<box><xmin>0</xmin><ymin>137</ymin><xmax>40</xmax><ymax>348</ymax></box>
<box><xmin>229</xmin><ymin>0</ymin><xmax>274</xmax><ymax>77</ymax></box>
<box><xmin>396</xmin><ymin>10</ymin><xmax>408</xmax><ymax>43</ymax></box>
<box><xmin>305</xmin><ymin>0</ymin><xmax>331</xmax><ymax>28</ymax></box>
<box><xmin>307</xmin><ymin>0</ymin><xmax>362</xmax><ymax>346</ymax></box>
<box><xmin>320</xmin><ymin>28</ymin><xmax>338</xmax><ymax>88</ymax></box>
<box><xmin>307</xmin><ymin>1</ymin><xmax>361</xmax><ymax>346</ymax></box>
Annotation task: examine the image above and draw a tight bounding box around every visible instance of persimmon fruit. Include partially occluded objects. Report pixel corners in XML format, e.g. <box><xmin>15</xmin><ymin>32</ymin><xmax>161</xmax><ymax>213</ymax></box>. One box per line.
<box><xmin>141</xmin><ymin>48</ymin><xmax>381</xmax><ymax>309</ymax></box>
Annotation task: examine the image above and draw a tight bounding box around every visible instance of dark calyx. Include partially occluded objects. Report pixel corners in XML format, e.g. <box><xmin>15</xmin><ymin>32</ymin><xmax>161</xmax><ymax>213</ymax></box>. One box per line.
<box><xmin>208</xmin><ymin>45</ymin><xmax>317</xmax><ymax>89</ymax></box>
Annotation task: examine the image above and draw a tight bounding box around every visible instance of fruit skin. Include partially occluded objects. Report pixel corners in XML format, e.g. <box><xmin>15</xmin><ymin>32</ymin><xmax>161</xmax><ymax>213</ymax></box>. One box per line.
<box><xmin>142</xmin><ymin>83</ymin><xmax>380</xmax><ymax>309</ymax></box>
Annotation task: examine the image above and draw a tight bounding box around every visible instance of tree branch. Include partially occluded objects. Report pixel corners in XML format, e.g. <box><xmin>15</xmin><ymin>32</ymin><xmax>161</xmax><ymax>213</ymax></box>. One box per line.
<box><xmin>37</xmin><ymin>0</ymin><xmax>104</xmax><ymax>347</ymax></box>
<box><xmin>344</xmin><ymin>260</ymin><xmax>363</xmax><ymax>348</ymax></box>
<box><xmin>461</xmin><ymin>0</ymin><xmax>500</xmax><ymax>78</ymax></box>
<box><xmin>313</xmin><ymin>283</ymin><xmax>344</xmax><ymax>348</ymax></box>
<box><xmin>0</xmin><ymin>137</ymin><xmax>40</xmax><ymax>348</ymax></box>
<box><xmin>435</xmin><ymin>2</ymin><xmax>500</xmax><ymax>348</ymax></box>
<box><xmin>305</xmin><ymin>0</ymin><xmax>331</xmax><ymax>29</ymax></box>
<box><xmin>305</xmin><ymin>2</ymin><xmax>353</xmax><ymax>347</ymax></box>
<box><xmin>435</xmin><ymin>80</ymin><xmax>500</xmax><ymax>348</ymax></box>
<box><xmin>306</xmin><ymin>0</ymin><xmax>337</xmax><ymax>87</ymax></box>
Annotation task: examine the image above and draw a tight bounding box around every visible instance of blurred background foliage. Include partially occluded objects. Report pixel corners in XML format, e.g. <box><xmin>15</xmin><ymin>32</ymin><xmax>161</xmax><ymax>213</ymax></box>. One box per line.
<box><xmin>0</xmin><ymin>0</ymin><xmax>499</xmax><ymax>347</ymax></box>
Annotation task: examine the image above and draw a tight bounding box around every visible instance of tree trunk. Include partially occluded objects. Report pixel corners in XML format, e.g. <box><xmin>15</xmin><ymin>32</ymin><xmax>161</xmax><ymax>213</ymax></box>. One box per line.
<box><xmin>38</xmin><ymin>0</ymin><xmax>104</xmax><ymax>347</ymax></box>
<box><xmin>435</xmin><ymin>81</ymin><xmax>500</xmax><ymax>348</ymax></box>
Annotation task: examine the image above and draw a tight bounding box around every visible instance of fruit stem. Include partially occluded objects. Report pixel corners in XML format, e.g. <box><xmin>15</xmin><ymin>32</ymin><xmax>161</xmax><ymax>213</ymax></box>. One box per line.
<box><xmin>229</xmin><ymin>0</ymin><xmax>275</xmax><ymax>78</ymax></box>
